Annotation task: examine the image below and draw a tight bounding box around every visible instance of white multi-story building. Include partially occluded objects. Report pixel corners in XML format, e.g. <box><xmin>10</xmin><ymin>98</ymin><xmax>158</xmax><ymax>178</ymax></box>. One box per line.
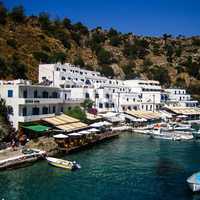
<box><xmin>165</xmin><ymin>88</ymin><xmax>198</xmax><ymax>107</ymax></box>
<box><xmin>39</xmin><ymin>63</ymin><xmax>162</xmax><ymax>112</ymax></box>
<box><xmin>0</xmin><ymin>80</ymin><xmax>63</xmax><ymax>130</ymax></box>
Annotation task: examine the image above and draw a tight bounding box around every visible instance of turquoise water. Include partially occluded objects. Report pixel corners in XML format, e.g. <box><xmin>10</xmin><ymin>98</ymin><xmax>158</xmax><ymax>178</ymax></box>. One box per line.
<box><xmin>1</xmin><ymin>133</ymin><xmax>200</xmax><ymax>200</ymax></box>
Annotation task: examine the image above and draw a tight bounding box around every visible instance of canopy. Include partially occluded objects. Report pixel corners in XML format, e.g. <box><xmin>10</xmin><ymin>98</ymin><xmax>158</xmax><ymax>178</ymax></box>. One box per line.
<box><xmin>68</xmin><ymin>133</ymin><xmax>82</xmax><ymax>136</ymax></box>
<box><xmin>78</xmin><ymin>130</ymin><xmax>91</xmax><ymax>135</ymax></box>
<box><xmin>22</xmin><ymin>125</ymin><xmax>50</xmax><ymax>132</ymax></box>
<box><xmin>53</xmin><ymin>134</ymin><xmax>69</xmax><ymax>139</ymax></box>
<box><xmin>87</xmin><ymin>128</ymin><xmax>100</xmax><ymax>133</ymax></box>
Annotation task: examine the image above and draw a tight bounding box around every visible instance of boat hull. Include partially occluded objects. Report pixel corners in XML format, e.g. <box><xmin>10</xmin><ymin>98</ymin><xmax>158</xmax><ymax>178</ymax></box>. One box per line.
<box><xmin>187</xmin><ymin>182</ymin><xmax>200</xmax><ymax>192</ymax></box>
<box><xmin>46</xmin><ymin>157</ymin><xmax>80</xmax><ymax>170</ymax></box>
<box><xmin>187</xmin><ymin>172</ymin><xmax>200</xmax><ymax>192</ymax></box>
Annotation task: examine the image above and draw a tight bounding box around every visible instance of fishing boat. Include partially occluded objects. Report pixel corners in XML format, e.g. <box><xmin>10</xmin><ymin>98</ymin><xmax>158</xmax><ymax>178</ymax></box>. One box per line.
<box><xmin>46</xmin><ymin>157</ymin><xmax>81</xmax><ymax>170</ymax></box>
<box><xmin>187</xmin><ymin>172</ymin><xmax>200</xmax><ymax>192</ymax></box>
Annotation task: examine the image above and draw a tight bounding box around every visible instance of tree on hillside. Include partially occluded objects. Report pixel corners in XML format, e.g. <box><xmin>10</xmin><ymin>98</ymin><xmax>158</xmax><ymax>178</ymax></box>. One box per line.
<box><xmin>73</xmin><ymin>22</ymin><xmax>89</xmax><ymax>35</ymax></box>
<box><xmin>9</xmin><ymin>5</ymin><xmax>25</xmax><ymax>23</ymax></box>
<box><xmin>100</xmin><ymin>65</ymin><xmax>114</xmax><ymax>78</ymax></box>
<box><xmin>122</xmin><ymin>63</ymin><xmax>137</xmax><ymax>79</ymax></box>
<box><xmin>74</xmin><ymin>56</ymin><xmax>85</xmax><ymax>67</ymax></box>
<box><xmin>0</xmin><ymin>1</ymin><xmax>7</xmax><ymax>24</ymax></box>
<box><xmin>97</xmin><ymin>48</ymin><xmax>111</xmax><ymax>64</ymax></box>
<box><xmin>163</xmin><ymin>33</ymin><xmax>172</xmax><ymax>45</ymax></box>
<box><xmin>0</xmin><ymin>57</ymin><xmax>8</xmax><ymax>78</ymax></box>
<box><xmin>108</xmin><ymin>28</ymin><xmax>118</xmax><ymax>37</ymax></box>
<box><xmin>38</xmin><ymin>12</ymin><xmax>51</xmax><ymax>30</ymax></box>
<box><xmin>63</xmin><ymin>17</ymin><xmax>72</xmax><ymax>29</ymax></box>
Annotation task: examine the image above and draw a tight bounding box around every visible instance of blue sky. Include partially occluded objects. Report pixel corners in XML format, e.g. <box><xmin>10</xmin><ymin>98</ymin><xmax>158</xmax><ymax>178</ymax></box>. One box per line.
<box><xmin>3</xmin><ymin>0</ymin><xmax>200</xmax><ymax>36</ymax></box>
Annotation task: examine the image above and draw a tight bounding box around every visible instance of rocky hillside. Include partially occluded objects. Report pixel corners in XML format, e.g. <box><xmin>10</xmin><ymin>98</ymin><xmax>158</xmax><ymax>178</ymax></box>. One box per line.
<box><xmin>0</xmin><ymin>3</ymin><xmax>200</xmax><ymax>99</ymax></box>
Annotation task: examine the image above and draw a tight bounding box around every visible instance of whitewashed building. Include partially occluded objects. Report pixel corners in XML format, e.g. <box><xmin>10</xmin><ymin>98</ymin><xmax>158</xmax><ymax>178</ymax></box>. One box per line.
<box><xmin>0</xmin><ymin>80</ymin><xmax>63</xmax><ymax>130</ymax></box>
<box><xmin>165</xmin><ymin>88</ymin><xmax>198</xmax><ymax>107</ymax></box>
<box><xmin>38</xmin><ymin>63</ymin><xmax>163</xmax><ymax>112</ymax></box>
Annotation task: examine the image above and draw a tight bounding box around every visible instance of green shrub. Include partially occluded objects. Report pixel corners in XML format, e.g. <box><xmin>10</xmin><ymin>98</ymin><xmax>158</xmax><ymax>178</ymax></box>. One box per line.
<box><xmin>152</xmin><ymin>43</ymin><xmax>160</xmax><ymax>55</ymax></box>
<box><xmin>73</xmin><ymin>22</ymin><xmax>88</xmax><ymax>35</ymax></box>
<box><xmin>64</xmin><ymin>106</ymin><xmax>87</xmax><ymax>122</ymax></box>
<box><xmin>0</xmin><ymin>2</ymin><xmax>7</xmax><ymax>25</ymax></box>
<box><xmin>122</xmin><ymin>63</ymin><xmax>137</xmax><ymax>79</ymax></box>
<box><xmin>100</xmin><ymin>65</ymin><xmax>114</xmax><ymax>77</ymax></box>
<box><xmin>74</xmin><ymin>56</ymin><xmax>85</xmax><ymax>67</ymax></box>
<box><xmin>143</xmin><ymin>58</ymin><xmax>153</xmax><ymax>68</ymax></box>
<box><xmin>192</xmin><ymin>37</ymin><xmax>200</xmax><ymax>46</ymax></box>
<box><xmin>9</xmin><ymin>5</ymin><xmax>25</xmax><ymax>23</ymax></box>
<box><xmin>110</xmin><ymin>35</ymin><xmax>122</xmax><ymax>46</ymax></box>
<box><xmin>63</xmin><ymin>17</ymin><xmax>72</xmax><ymax>29</ymax></box>
<box><xmin>97</xmin><ymin>48</ymin><xmax>111</xmax><ymax>64</ymax></box>
<box><xmin>50</xmin><ymin>52</ymin><xmax>66</xmax><ymax>63</ymax></box>
<box><xmin>147</xmin><ymin>66</ymin><xmax>170</xmax><ymax>86</ymax></box>
<box><xmin>33</xmin><ymin>51</ymin><xmax>50</xmax><ymax>63</ymax></box>
<box><xmin>7</xmin><ymin>39</ymin><xmax>17</xmax><ymax>49</ymax></box>
<box><xmin>108</xmin><ymin>28</ymin><xmax>118</xmax><ymax>37</ymax></box>
<box><xmin>38</xmin><ymin>12</ymin><xmax>51</xmax><ymax>30</ymax></box>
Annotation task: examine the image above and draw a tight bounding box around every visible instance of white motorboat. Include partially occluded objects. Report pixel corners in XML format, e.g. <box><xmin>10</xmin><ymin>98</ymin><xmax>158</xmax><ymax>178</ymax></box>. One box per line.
<box><xmin>150</xmin><ymin>127</ymin><xmax>181</xmax><ymax>141</ymax></box>
<box><xmin>187</xmin><ymin>172</ymin><xmax>200</xmax><ymax>192</ymax></box>
<box><xmin>46</xmin><ymin>157</ymin><xmax>81</xmax><ymax>170</ymax></box>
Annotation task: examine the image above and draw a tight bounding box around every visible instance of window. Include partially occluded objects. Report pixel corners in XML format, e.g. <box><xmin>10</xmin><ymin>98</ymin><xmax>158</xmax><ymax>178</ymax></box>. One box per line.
<box><xmin>53</xmin><ymin>106</ymin><xmax>56</xmax><ymax>113</ymax></box>
<box><xmin>85</xmin><ymin>93</ymin><xmax>90</xmax><ymax>98</ymax></box>
<box><xmin>106</xmin><ymin>94</ymin><xmax>109</xmax><ymax>99</ymax></box>
<box><xmin>32</xmin><ymin>107</ymin><xmax>39</xmax><ymax>115</ymax></box>
<box><xmin>22</xmin><ymin>107</ymin><xmax>27</xmax><ymax>116</ymax></box>
<box><xmin>95</xmin><ymin>93</ymin><xmax>99</xmax><ymax>98</ymax></box>
<box><xmin>23</xmin><ymin>90</ymin><xmax>27</xmax><ymax>98</ymax></box>
<box><xmin>99</xmin><ymin>103</ymin><xmax>103</xmax><ymax>108</ymax></box>
<box><xmin>52</xmin><ymin>92</ymin><xmax>58</xmax><ymax>98</ymax></box>
<box><xmin>63</xmin><ymin>69</ymin><xmax>66</xmax><ymax>72</ymax></box>
<box><xmin>56</xmin><ymin>68</ymin><xmax>60</xmax><ymax>71</ymax></box>
<box><xmin>42</xmin><ymin>107</ymin><xmax>48</xmax><ymax>114</ymax></box>
<box><xmin>61</xmin><ymin>107</ymin><xmax>64</xmax><ymax>112</ymax></box>
<box><xmin>61</xmin><ymin>77</ymin><xmax>66</xmax><ymax>80</ymax></box>
<box><xmin>105</xmin><ymin>103</ymin><xmax>109</xmax><ymax>108</ymax></box>
<box><xmin>65</xmin><ymin>94</ymin><xmax>67</xmax><ymax>100</ymax></box>
<box><xmin>42</xmin><ymin>91</ymin><xmax>48</xmax><ymax>98</ymax></box>
<box><xmin>34</xmin><ymin>90</ymin><xmax>38</xmax><ymax>98</ymax></box>
<box><xmin>8</xmin><ymin>90</ymin><xmax>13</xmax><ymax>97</ymax></box>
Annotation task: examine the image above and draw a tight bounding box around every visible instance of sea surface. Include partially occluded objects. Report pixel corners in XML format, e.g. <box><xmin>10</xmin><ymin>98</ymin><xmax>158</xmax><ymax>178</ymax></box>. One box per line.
<box><xmin>1</xmin><ymin>133</ymin><xmax>200</xmax><ymax>200</ymax></box>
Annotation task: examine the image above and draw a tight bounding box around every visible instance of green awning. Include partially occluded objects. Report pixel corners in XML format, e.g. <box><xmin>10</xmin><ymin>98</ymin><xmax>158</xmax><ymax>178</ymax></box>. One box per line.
<box><xmin>22</xmin><ymin>125</ymin><xmax>50</xmax><ymax>132</ymax></box>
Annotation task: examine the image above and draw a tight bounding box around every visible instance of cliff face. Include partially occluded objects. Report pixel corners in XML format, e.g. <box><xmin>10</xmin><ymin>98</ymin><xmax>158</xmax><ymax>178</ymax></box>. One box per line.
<box><xmin>0</xmin><ymin>4</ymin><xmax>200</xmax><ymax>99</ymax></box>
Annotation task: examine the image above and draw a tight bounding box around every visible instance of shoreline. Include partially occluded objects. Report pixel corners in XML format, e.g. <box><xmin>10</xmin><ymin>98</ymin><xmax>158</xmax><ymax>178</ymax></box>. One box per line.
<box><xmin>0</xmin><ymin>129</ymin><xmax>131</xmax><ymax>170</ymax></box>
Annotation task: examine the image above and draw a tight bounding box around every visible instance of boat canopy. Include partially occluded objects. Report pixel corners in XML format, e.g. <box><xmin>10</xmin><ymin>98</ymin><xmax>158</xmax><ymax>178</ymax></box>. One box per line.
<box><xmin>53</xmin><ymin>134</ymin><xmax>69</xmax><ymax>139</ymax></box>
<box><xmin>22</xmin><ymin>125</ymin><xmax>50</xmax><ymax>132</ymax></box>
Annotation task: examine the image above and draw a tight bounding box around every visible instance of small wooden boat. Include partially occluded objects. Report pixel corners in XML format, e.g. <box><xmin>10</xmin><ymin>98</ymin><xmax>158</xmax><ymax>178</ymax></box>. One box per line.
<box><xmin>187</xmin><ymin>172</ymin><xmax>200</xmax><ymax>192</ymax></box>
<box><xmin>46</xmin><ymin>157</ymin><xmax>81</xmax><ymax>170</ymax></box>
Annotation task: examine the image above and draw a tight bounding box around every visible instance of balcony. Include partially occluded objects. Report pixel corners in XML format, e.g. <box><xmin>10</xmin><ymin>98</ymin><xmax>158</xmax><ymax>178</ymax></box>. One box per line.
<box><xmin>17</xmin><ymin>98</ymin><xmax>63</xmax><ymax>105</ymax></box>
<box><xmin>18</xmin><ymin>113</ymin><xmax>55</xmax><ymax>123</ymax></box>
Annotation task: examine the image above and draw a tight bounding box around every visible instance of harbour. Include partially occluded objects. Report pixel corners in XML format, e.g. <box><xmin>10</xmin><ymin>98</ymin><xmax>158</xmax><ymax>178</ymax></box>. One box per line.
<box><xmin>0</xmin><ymin>133</ymin><xmax>200</xmax><ymax>200</ymax></box>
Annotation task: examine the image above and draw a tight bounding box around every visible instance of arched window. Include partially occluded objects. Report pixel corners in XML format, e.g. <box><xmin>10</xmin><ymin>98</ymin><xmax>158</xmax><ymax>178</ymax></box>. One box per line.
<box><xmin>85</xmin><ymin>80</ymin><xmax>91</xmax><ymax>85</ymax></box>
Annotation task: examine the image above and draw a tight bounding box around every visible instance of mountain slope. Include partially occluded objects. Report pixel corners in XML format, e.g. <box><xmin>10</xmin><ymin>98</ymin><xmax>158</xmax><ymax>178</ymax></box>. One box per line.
<box><xmin>0</xmin><ymin>3</ymin><xmax>200</xmax><ymax>99</ymax></box>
